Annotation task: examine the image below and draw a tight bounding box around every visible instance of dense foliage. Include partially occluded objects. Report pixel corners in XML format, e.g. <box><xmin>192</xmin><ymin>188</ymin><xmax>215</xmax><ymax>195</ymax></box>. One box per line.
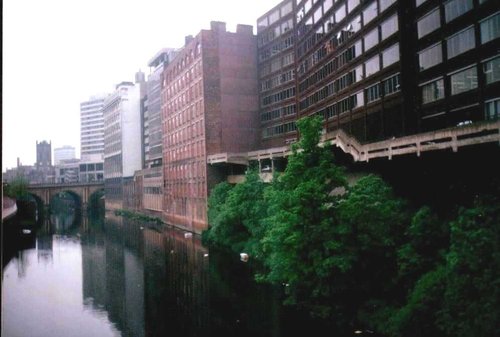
<box><xmin>3</xmin><ymin>177</ymin><xmax>29</xmax><ymax>199</ymax></box>
<box><xmin>203</xmin><ymin>116</ymin><xmax>500</xmax><ymax>336</ymax></box>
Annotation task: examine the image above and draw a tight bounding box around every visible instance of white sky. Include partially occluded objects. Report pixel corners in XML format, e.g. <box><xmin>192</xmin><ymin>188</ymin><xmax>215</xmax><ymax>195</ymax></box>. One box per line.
<box><xmin>3</xmin><ymin>0</ymin><xmax>278</xmax><ymax>171</ymax></box>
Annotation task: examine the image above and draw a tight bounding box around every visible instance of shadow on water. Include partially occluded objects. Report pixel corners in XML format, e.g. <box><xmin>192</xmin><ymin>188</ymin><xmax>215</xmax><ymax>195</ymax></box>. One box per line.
<box><xmin>3</xmin><ymin>207</ymin><xmax>352</xmax><ymax>337</ymax></box>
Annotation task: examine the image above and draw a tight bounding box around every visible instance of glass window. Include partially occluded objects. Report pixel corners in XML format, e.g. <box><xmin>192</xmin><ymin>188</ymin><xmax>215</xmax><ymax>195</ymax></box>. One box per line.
<box><xmin>354</xmin><ymin>91</ymin><xmax>365</xmax><ymax>108</ymax></box>
<box><xmin>382</xmin><ymin>43</ymin><xmax>400</xmax><ymax>67</ymax></box>
<box><xmin>363</xmin><ymin>1</ymin><xmax>378</xmax><ymax>25</ymax></box>
<box><xmin>447</xmin><ymin>26</ymin><xmax>475</xmax><ymax>58</ymax></box>
<box><xmin>348</xmin><ymin>0</ymin><xmax>360</xmax><ymax>13</ymax></box>
<box><xmin>269</xmin><ymin>10</ymin><xmax>280</xmax><ymax>25</ymax></box>
<box><xmin>335</xmin><ymin>4</ymin><xmax>346</xmax><ymax>23</ymax></box>
<box><xmin>422</xmin><ymin>79</ymin><xmax>445</xmax><ymax>104</ymax></box>
<box><xmin>349</xmin><ymin>15</ymin><xmax>362</xmax><ymax>33</ymax></box>
<box><xmin>381</xmin><ymin>14</ymin><xmax>399</xmax><ymax>40</ymax></box>
<box><xmin>366</xmin><ymin>83</ymin><xmax>381</xmax><ymax>103</ymax></box>
<box><xmin>445</xmin><ymin>0</ymin><xmax>473</xmax><ymax>23</ymax></box>
<box><xmin>365</xmin><ymin>55</ymin><xmax>380</xmax><ymax>77</ymax></box>
<box><xmin>480</xmin><ymin>12</ymin><xmax>500</xmax><ymax>44</ymax></box>
<box><xmin>419</xmin><ymin>43</ymin><xmax>443</xmax><ymax>70</ymax></box>
<box><xmin>364</xmin><ymin>28</ymin><xmax>379</xmax><ymax>51</ymax></box>
<box><xmin>281</xmin><ymin>2</ymin><xmax>293</xmax><ymax>17</ymax></box>
<box><xmin>323</xmin><ymin>0</ymin><xmax>333</xmax><ymax>13</ymax></box>
<box><xmin>314</xmin><ymin>6</ymin><xmax>323</xmax><ymax>24</ymax></box>
<box><xmin>483</xmin><ymin>56</ymin><xmax>500</xmax><ymax>84</ymax></box>
<box><xmin>450</xmin><ymin>66</ymin><xmax>478</xmax><ymax>95</ymax></box>
<box><xmin>418</xmin><ymin>8</ymin><xmax>441</xmax><ymax>38</ymax></box>
<box><xmin>485</xmin><ymin>98</ymin><xmax>500</xmax><ymax>120</ymax></box>
<box><xmin>416</xmin><ymin>0</ymin><xmax>428</xmax><ymax>7</ymax></box>
<box><xmin>380</xmin><ymin>0</ymin><xmax>396</xmax><ymax>13</ymax></box>
<box><xmin>383</xmin><ymin>73</ymin><xmax>401</xmax><ymax>95</ymax></box>
<box><xmin>257</xmin><ymin>17</ymin><xmax>268</xmax><ymax>32</ymax></box>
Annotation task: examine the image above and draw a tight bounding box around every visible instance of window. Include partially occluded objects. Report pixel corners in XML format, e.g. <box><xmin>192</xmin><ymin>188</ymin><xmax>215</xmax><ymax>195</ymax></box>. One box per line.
<box><xmin>381</xmin><ymin>14</ymin><xmax>398</xmax><ymax>40</ymax></box>
<box><xmin>281</xmin><ymin>2</ymin><xmax>293</xmax><ymax>17</ymax></box>
<box><xmin>383</xmin><ymin>73</ymin><xmax>401</xmax><ymax>95</ymax></box>
<box><xmin>335</xmin><ymin>4</ymin><xmax>346</xmax><ymax>23</ymax></box>
<box><xmin>382</xmin><ymin>43</ymin><xmax>399</xmax><ymax>67</ymax></box>
<box><xmin>323</xmin><ymin>0</ymin><xmax>333</xmax><ymax>13</ymax></box>
<box><xmin>445</xmin><ymin>0</ymin><xmax>472</xmax><ymax>23</ymax></box>
<box><xmin>421</xmin><ymin>79</ymin><xmax>445</xmax><ymax>104</ymax></box>
<box><xmin>364</xmin><ymin>28</ymin><xmax>379</xmax><ymax>51</ymax></box>
<box><xmin>269</xmin><ymin>10</ymin><xmax>280</xmax><ymax>25</ymax></box>
<box><xmin>480</xmin><ymin>12</ymin><xmax>500</xmax><ymax>44</ymax></box>
<box><xmin>347</xmin><ymin>0</ymin><xmax>360</xmax><ymax>12</ymax></box>
<box><xmin>363</xmin><ymin>1</ymin><xmax>378</xmax><ymax>25</ymax></box>
<box><xmin>354</xmin><ymin>91</ymin><xmax>365</xmax><ymax>108</ymax></box>
<box><xmin>366</xmin><ymin>83</ymin><xmax>381</xmax><ymax>103</ymax></box>
<box><xmin>365</xmin><ymin>55</ymin><xmax>380</xmax><ymax>77</ymax></box>
<box><xmin>483</xmin><ymin>56</ymin><xmax>500</xmax><ymax>84</ymax></box>
<box><xmin>485</xmin><ymin>98</ymin><xmax>500</xmax><ymax>120</ymax></box>
<box><xmin>380</xmin><ymin>0</ymin><xmax>396</xmax><ymax>13</ymax></box>
<box><xmin>314</xmin><ymin>7</ymin><xmax>323</xmax><ymax>24</ymax></box>
<box><xmin>416</xmin><ymin>0</ymin><xmax>428</xmax><ymax>6</ymax></box>
<box><xmin>450</xmin><ymin>66</ymin><xmax>478</xmax><ymax>95</ymax></box>
<box><xmin>447</xmin><ymin>26</ymin><xmax>475</xmax><ymax>58</ymax></box>
<box><xmin>419</xmin><ymin>43</ymin><xmax>443</xmax><ymax>70</ymax></box>
<box><xmin>418</xmin><ymin>8</ymin><xmax>440</xmax><ymax>38</ymax></box>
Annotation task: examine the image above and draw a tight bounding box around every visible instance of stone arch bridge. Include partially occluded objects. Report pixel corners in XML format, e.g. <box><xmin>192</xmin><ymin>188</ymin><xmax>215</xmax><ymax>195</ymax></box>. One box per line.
<box><xmin>27</xmin><ymin>182</ymin><xmax>104</xmax><ymax>210</ymax></box>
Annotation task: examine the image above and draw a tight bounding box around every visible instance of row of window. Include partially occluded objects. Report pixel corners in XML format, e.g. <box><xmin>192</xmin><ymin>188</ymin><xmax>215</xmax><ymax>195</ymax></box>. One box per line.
<box><xmin>365</xmin><ymin>73</ymin><xmax>401</xmax><ymax>103</ymax></box>
<box><xmin>262</xmin><ymin>121</ymin><xmax>297</xmax><ymax>138</ymax></box>
<box><xmin>257</xmin><ymin>1</ymin><xmax>293</xmax><ymax>32</ymax></box>
<box><xmin>260</xmin><ymin>104</ymin><xmax>296</xmax><ymax>122</ymax></box>
<box><xmin>299</xmin><ymin>43</ymin><xmax>400</xmax><ymax>111</ymax></box>
<box><xmin>421</xmin><ymin>57</ymin><xmax>500</xmax><ymax>104</ymax></box>
<box><xmin>261</xmin><ymin>70</ymin><xmax>295</xmax><ymax>92</ymax></box>
<box><xmin>261</xmin><ymin>87</ymin><xmax>296</xmax><ymax>107</ymax></box>
<box><xmin>258</xmin><ymin>18</ymin><xmax>294</xmax><ymax>48</ymax></box>
<box><xmin>259</xmin><ymin>35</ymin><xmax>294</xmax><ymax>62</ymax></box>
<box><xmin>418</xmin><ymin>7</ymin><xmax>500</xmax><ymax>44</ymax></box>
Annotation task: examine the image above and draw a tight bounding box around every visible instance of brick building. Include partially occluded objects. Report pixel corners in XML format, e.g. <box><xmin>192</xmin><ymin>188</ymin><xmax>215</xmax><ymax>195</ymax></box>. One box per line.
<box><xmin>162</xmin><ymin>21</ymin><xmax>260</xmax><ymax>233</ymax></box>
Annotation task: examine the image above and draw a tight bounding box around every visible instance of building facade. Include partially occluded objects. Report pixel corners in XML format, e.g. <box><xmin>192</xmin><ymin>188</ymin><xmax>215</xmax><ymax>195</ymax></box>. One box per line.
<box><xmin>54</xmin><ymin>145</ymin><xmax>76</xmax><ymax>165</ymax></box>
<box><xmin>34</xmin><ymin>140</ymin><xmax>55</xmax><ymax>183</ymax></box>
<box><xmin>55</xmin><ymin>158</ymin><xmax>80</xmax><ymax>183</ymax></box>
<box><xmin>162</xmin><ymin>22</ymin><xmax>260</xmax><ymax>233</ymax></box>
<box><xmin>255</xmin><ymin>0</ymin><xmax>500</xmax><ymax>148</ymax></box>
<box><xmin>103</xmin><ymin>78</ymin><xmax>144</xmax><ymax>210</ymax></box>
<box><xmin>80</xmin><ymin>96</ymin><xmax>106</xmax><ymax>163</ymax></box>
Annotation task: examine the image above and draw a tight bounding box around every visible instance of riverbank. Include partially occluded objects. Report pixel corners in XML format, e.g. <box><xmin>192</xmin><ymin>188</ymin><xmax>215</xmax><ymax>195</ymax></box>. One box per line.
<box><xmin>2</xmin><ymin>197</ymin><xmax>18</xmax><ymax>221</ymax></box>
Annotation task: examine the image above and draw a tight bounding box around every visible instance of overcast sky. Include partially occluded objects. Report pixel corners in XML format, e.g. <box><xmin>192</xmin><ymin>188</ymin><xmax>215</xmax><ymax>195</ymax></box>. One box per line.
<box><xmin>3</xmin><ymin>0</ymin><xmax>278</xmax><ymax>171</ymax></box>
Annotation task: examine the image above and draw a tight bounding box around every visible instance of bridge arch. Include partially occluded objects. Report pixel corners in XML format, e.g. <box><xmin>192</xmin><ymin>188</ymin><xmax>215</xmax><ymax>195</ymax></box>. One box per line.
<box><xmin>27</xmin><ymin>182</ymin><xmax>105</xmax><ymax>211</ymax></box>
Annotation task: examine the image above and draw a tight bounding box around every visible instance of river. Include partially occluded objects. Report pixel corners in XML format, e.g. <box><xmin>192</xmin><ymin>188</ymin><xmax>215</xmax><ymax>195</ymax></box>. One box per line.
<box><xmin>2</xmin><ymin>209</ymin><xmax>339</xmax><ymax>337</ymax></box>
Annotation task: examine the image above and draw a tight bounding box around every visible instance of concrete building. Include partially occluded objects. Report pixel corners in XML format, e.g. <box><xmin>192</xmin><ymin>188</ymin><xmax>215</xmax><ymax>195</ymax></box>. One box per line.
<box><xmin>254</xmin><ymin>0</ymin><xmax>500</xmax><ymax>146</ymax></box>
<box><xmin>162</xmin><ymin>21</ymin><xmax>260</xmax><ymax>233</ymax></box>
<box><xmin>80</xmin><ymin>96</ymin><xmax>106</xmax><ymax>163</ymax></box>
<box><xmin>103</xmin><ymin>76</ymin><xmax>145</xmax><ymax>210</ymax></box>
<box><xmin>79</xmin><ymin>162</ymin><xmax>104</xmax><ymax>183</ymax></box>
<box><xmin>55</xmin><ymin>158</ymin><xmax>80</xmax><ymax>183</ymax></box>
<box><xmin>132</xmin><ymin>49</ymin><xmax>177</xmax><ymax>216</ymax></box>
<box><xmin>54</xmin><ymin>145</ymin><xmax>76</xmax><ymax>165</ymax></box>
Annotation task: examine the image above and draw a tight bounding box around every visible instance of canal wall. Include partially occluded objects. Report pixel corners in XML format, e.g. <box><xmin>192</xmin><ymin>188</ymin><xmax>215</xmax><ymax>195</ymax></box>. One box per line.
<box><xmin>2</xmin><ymin>197</ymin><xmax>18</xmax><ymax>221</ymax></box>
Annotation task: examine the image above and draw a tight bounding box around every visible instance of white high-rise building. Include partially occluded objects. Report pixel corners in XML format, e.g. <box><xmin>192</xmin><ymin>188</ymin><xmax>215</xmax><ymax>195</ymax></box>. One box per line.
<box><xmin>80</xmin><ymin>95</ymin><xmax>106</xmax><ymax>163</ymax></box>
<box><xmin>54</xmin><ymin>145</ymin><xmax>76</xmax><ymax>165</ymax></box>
<box><xmin>103</xmin><ymin>78</ymin><xmax>144</xmax><ymax>209</ymax></box>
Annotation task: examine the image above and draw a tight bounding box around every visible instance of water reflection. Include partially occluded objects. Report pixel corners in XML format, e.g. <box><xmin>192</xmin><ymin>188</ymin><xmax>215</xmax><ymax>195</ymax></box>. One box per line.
<box><xmin>3</xmin><ymin>210</ymin><xmax>318</xmax><ymax>337</ymax></box>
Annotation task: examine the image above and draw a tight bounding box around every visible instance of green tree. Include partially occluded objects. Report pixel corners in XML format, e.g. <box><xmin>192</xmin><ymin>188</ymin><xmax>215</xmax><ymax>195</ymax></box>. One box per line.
<box><xmin>4</xmin><ymin>177</ymin><xmax>29</xmax><ymax>199</ymax></box>
<box><xmin>437</xmin><ymin>197</ymin><xmax>500</xmax><ymax>337</ymax></box>
<box><xmin>205</xmin><ymin>168</ymin><xmax>268</xmax><ymax>256</ymax></box>
<box><xmin>259</xmin><ymin>116</ymin><xmax>346</xmax><ymax>317</ymax></box>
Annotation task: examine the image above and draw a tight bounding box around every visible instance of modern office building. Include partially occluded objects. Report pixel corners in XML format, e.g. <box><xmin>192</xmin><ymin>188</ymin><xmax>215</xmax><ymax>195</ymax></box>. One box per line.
<box><xmin>162</xmin><ymin>22</ymin><xmax>260</xmax><ymax>233</ymax></box>
<box><xmin>257</xmin><ymin>0</ymin><xmax>298</xmax><ymax>148</ymax></box>
<box><xmin>79</xmin><ymin>161</ymin><xmax>104</xmax><ymax>182</ymax></box>
<box><xmin>80</xmin><ymin>95</ymin><xmax>106</xmax><ymax>163</ymax></box>
<box><xmin>54</xmin><ymin>145</ymin><xmax>76</xmax><ymax>165</ymax></box>
<box><xmin>253</xmin><ymin>0</ymin><xmax>500</xmax><ymax>149</ymax></box>
<box><xmin>103</xmin><ymin>76</ymin><xmax>145</xmax><ymax>210</ymax></box>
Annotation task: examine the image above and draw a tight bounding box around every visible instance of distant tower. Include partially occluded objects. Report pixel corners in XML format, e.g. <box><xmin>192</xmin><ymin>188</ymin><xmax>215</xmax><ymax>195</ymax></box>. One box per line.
<box><xmin>36</xmin><ymin>140</ymin><xmax>52</xmax><ymax>168</ymax></box>
<box><xmin>80</xmin><ymin>95</ymin><xmax>106</xmax><ymax>162</ymax></box>
<box><xmin>54</xmin><ymin>145</ymin><xmax>76</xmax><ymax>165</ymax></box>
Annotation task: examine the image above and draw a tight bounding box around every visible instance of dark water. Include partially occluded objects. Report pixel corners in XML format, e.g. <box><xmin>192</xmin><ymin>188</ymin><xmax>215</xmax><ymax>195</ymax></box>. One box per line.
<box><xmin>2</xmin><ymin>210</ymin><xmax>340</xmax><ymax>337</ymax></box>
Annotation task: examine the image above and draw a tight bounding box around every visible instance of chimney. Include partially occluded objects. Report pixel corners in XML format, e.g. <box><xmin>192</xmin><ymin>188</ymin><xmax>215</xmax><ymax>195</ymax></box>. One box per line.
<box><xmin>210</xmin><ymin>21</ymin><xmax>226</xmax><ymax>33</ymax></box>
<box><xmin>237</xmin><ymin>24</ymin><xmax>254</xmax><ymax>35</ymax></box>
<box><xmin>185</xmin><ymin>35</ymin><xmax>194</xmax><ymax>46</ymax></box>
